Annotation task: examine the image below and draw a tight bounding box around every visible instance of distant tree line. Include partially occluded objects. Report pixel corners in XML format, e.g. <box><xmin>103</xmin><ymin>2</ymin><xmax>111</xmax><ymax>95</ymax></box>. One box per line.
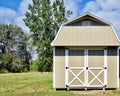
<box><xmin>0</xmin><ymin>24</ymin><xmax>31</xmax><ymax>73</ymax></box>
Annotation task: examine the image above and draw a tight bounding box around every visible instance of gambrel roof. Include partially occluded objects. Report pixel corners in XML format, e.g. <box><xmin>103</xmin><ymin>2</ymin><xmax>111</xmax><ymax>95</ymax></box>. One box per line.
<box><xmin>51</xmin><ymin>13</ymin><xmax>120</xmax><ymax>46</ymax></box>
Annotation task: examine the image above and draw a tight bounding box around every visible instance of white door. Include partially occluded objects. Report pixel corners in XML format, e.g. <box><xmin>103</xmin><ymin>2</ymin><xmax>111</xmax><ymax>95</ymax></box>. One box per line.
<box><xmin>65</xmin><ymin>48</ymin><xmax>107</xmax><ymax>88</ymax></box>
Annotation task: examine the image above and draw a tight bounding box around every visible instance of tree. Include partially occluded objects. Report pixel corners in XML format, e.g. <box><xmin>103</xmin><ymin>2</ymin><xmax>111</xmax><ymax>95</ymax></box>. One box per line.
<box><xmin>24</xmin><ymin>0</ymin><xmax>72</xmax><ymax>72</ymax></box>
<box><xmin>52</xmin><ymin>0</ymin><xmax>72</xmax><ymax>34</ymax></box>
<box><xmin>0</xmin><ymin>24</ymin><xmax>31</xmax><ymax>72</ymax></box>
<box><xmin>18</xmin><ymin>34</ymin><xmax>32</xmax><ymax>71</ymax></box>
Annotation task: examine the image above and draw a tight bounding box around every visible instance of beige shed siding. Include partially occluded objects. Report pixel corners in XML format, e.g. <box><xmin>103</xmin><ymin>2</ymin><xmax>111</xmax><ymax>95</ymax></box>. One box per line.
<box><xmin>107</xmin><ymin>47</ymin><xmax>117</xmax><ymax>88</ymax></box>
<box><xmin>53</xmin><ymin>26</ymin><xmax>120</xmax><ymax>46</ymax></box>
<box><xmin>54</xmin><ymin>46</ymin><xmax>118</xmax><ymax>88</ymax></box>
<box><xmin>68</xmin><ymin>49</ymin><xmax>85</xmax><ymax>85</ymax></box>
<box><xmin>55</xmin><ymin>47</ymin><xmax>65</xmax><ymax>88</ymax></box>
<box><xmin>88</xmin><ymin>50</ymin><xmax>104</xmax><ymax>67</ymax></box>
<box><xmin>69</xmin><ymin>49</ymin><xmax>84</xmax><ymax>67</ymax></box>
<box><xmin>88</xmin><ymin>49</ymin><xmax>104</xmax><ymax>86</ymax></box>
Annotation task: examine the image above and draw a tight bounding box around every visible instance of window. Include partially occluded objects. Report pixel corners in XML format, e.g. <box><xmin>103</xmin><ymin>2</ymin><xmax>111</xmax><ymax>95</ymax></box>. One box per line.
<box><xmin>81</xmin><ymin>20</ymin><xmax>92</xmax><ymax>26</ymax></box>
<box><xmin>55</xmin><ymin>47</ymin><xmax>65</xmax><ymax>56</ymax></box>
<box><xmin>69</xmin><ymin>50</ymin><xmax>84</xmax><ymax>56</ymax></box>
<box><xmin>88</xmin><ymin>50</ymin><xmax>104</xmax><ymax>56</ymax></box>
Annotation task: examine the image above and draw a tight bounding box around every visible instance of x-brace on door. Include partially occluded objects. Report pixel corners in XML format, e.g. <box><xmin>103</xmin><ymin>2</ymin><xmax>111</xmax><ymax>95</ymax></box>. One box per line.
<box><xmin>65</xmin><ymin>48</ymin><xmax>107</xmax><ymax>88</ymax></box>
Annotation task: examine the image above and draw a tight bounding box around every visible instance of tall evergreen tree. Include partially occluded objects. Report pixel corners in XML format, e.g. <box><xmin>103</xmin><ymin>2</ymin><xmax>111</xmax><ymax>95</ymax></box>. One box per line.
<box><xmin>52</xmin><ymin>0</ymin><xmax>72</xmax><ymax>34</ymax></box>
<box><xmin>24</xmin><ymin>0</ymin><xmax>72</xmax><ymax>71</ymax></box>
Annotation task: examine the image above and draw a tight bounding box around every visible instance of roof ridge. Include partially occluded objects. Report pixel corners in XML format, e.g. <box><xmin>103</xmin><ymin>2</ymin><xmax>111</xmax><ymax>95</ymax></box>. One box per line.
<box><xmin>63</xmin><ymin>12</ymin><xmax>111</xmax><ymax>26</ymax></box>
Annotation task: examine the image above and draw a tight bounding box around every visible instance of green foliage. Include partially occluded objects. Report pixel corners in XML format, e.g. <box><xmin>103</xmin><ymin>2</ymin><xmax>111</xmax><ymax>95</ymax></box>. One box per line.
<box><xmin>30</xmin><ymin>60</ymin><xmax>39</xmax><ymax>71</ymax></box>
<box><xmin>24</xmin><ymin>0</ymin><xmax>72</xmax><ymax>72</ymax></box>
<box><xmin>0</xmin><ymin>24</ymin><xmax>31</xmax><ymax>73</ymax></box>
<box><xmin>0</xmin><ymin>54</ymin><xmax>10</xmax><ymax>73</ymax></box>
<box><xmin>52</xmin><ymin>0</ymin><xmax>72</xmax><ymax>27</ymax></box>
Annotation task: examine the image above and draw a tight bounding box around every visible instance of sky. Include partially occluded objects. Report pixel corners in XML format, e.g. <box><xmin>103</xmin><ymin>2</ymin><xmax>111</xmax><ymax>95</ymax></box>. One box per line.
<box><xmin>0</xmin><ymin>0</ymin><xmax>120</xmax><ymax>38</ymax></box>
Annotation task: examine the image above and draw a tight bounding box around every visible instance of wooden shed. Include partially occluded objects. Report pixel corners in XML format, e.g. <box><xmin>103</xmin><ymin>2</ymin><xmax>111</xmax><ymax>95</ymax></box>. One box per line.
<box><xmin>51</xmin><ymin>13</ymin><xmax>120</xmax><ymax>90</ymax></box>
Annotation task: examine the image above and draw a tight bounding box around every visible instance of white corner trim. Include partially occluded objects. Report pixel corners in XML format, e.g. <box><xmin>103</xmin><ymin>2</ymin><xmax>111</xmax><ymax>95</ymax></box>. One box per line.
<box><xmin>84</xmin><ymin>49</ymin><xmax>86</xmax><ymax>86</ymax></box>
<box><xmin>65</xmin><ymin>48</ymin><xmax>69</xmax><ymax>87</ymax></box>
<box><xmin>104</xmin><ymin>49</ymin><xmax>107</xmax><ymax>67</ymax></box>
<box><xmin>51</xmin><ymin>25</ymin><xmax>63</xmax><ymax>46</ymax></box>
<box><xmin>104</xmin><ymin>48</ymin><xmax>107</xmax><ymax>86</ymax></box>
<box><xmin>117</xmin><ymin>47</ymin><xmax>119</xmax><ymax>88</ymax></box>
<box><xmin>86</xmin><ymin>49</ymin><xmax>88</xmax><ymax>87</ymax></box>
<box><xmin>84</xmin><ymin>48</ymin><xmax>88</xmax><ymax>86</ymax></box>
<box><xmin>65</xmin><ymin>48</ymin><xmax>69</xmax><ymax>68</ymax></box>
<box><xmin>53</xmin><ymin>47</ymin><xmax>55</xmax><ymax>88</ymax></box>
<box><xmin>111</xmin><ymin>25</ymin><xmax>120</xmax><ymax>42</ymax></box>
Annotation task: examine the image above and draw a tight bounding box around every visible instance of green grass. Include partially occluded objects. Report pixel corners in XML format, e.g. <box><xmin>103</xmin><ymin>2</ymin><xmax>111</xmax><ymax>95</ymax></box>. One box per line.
<box><xmin>0</xmin><ymin>72</ymin><xmax>120</xmax><ymax>96</ymax></box>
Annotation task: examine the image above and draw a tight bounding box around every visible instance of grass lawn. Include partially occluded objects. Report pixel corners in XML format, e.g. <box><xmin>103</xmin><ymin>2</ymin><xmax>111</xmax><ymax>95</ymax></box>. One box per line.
<box><xmin>0</xmin><ymin>72</ymin><xmax>120</xmax><ymax>96</ymax></box>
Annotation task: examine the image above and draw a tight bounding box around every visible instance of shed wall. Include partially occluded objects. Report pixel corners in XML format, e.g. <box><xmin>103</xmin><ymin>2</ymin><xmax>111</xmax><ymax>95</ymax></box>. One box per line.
<box><xmin>107</xmin><ymin>47</ymin><xmax>117</xmax><ymax>88</ymax></box>
<box><xmin>55</xmin><ymin>47</ymin><xmax>65</xmax><ymax>88</ymax></box>
<box><xmin>54</xmin><ymin>46</ymin><xmax>118</xmax><ymax>88</ymax></box>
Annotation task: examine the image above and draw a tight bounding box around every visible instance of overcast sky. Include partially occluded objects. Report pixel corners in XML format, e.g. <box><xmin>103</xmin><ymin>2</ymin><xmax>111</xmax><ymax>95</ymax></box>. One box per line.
<box><xmin>0</xmin><ymin>0</ymin><xmax>120</xmax><ymax>38</ymax></box>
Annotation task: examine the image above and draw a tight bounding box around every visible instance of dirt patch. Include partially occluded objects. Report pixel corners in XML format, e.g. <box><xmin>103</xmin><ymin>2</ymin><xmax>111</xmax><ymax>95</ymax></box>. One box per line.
<box><xmin>71</xmin><ymin>90</ymin><xmax>113</xmax><ymax>95</ymax></box>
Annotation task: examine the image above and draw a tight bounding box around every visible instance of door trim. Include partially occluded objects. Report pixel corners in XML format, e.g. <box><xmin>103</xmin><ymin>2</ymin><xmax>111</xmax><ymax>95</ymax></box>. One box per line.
<box><xmin>65</xmin><ymin>48</ymin><xmax>69</xmax><ymax>87</ymax></box>
<box><xmin>65</xmin><ymin>48</ymin><xmax>107</xmax><ymax>88</ymax></box>
<box><xmin>104</xmin><ymin>48</ymin><xmax>107</xmax><ymax>87</ymax></box>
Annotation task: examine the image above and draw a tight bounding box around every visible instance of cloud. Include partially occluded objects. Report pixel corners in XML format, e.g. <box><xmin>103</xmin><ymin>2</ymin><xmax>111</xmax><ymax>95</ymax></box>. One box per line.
<box><xmin>82</xmin><ymin>0</ymin><xmax>120</xmax><ymax>38</ymax></box>
<box><xmin>19</xmin><ymin>0</ymin><xmax>32</xmax><ymax>15</ymax></box>
<box><xmin>82</xmin><ymin>1</ymin><xmax>101</xmax><ymax>13</ymax></box>
<box><xmin>51</xmin><ymin>0</ymin><xmax>82</xmax><ymax>19</ymax></box>
<box><xmin>0</xmin><ymin>7</ymin><xmax>17</xmax><ymax>24</ymax></box>
<box><xmin>0</xmin><ymin>0</ymin><xmax>120</xmax><ymax>38</ymax></box>
<box><xmin>96</xmin><ymin>0</ymin><xmax>120</xmax><ymax>11</ymax></box>
<box><xmin>0</xmin><ymin>0</ymin><xmax>32</xmax><ymax>33</ymax></box>
<box><xmin>64</xmin><ymin>0</ymin><xmax>82</xmax><ymax>19</ymax></box>
<box><xmin>0</xmin><ymin>0</ymin><xmax>82</xmax><ymax>33</ymax></box>
<box><xmin>14</xmin><ymin>16</ymin><xmax>30</xmax><ymax>33</ymax></box>
<box><xmin>16</xmin><ymin>0</ymin><xmax>32</xmax><ymax>33</ymax></box>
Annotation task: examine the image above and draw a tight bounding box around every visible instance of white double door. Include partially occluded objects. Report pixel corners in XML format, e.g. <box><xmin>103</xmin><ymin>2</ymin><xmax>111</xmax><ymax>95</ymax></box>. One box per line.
<box><xmin>65</xmin><ymin>48</ymin><xmax>107</xmax><ymax>88</ymax></box>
